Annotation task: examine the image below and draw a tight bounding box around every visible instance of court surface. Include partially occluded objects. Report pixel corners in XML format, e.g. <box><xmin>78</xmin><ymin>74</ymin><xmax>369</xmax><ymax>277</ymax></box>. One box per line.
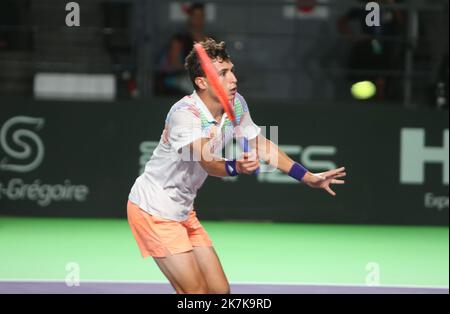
<box><xmin>0</xmin><ymin>216</ymin><xmax>448</xmax><ymax>294</ymax></box>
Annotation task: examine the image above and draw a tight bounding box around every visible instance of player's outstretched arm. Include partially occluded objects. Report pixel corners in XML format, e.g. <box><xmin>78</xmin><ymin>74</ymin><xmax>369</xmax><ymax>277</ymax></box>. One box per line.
<box><xmin>189</xmin><ymin>138</ymin><xmax>260</xmax><ymax>177</ymax></box>
<box><xmin>255</xmin><ymin>135</ymin><xmax>346</xmax><ymax>196</ymax></box>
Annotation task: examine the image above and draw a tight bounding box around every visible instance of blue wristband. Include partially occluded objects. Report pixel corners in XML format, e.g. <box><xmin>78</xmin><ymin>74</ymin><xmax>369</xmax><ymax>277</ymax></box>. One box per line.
<box><xmin>288</xmin><ymin>162</ymin><xmax>308</xmax><ymax>181</ymax></box>
<box><xmin>225</xmin><ymin>160</ymin><xmax>238</xmax><ymax>177</ymax></box>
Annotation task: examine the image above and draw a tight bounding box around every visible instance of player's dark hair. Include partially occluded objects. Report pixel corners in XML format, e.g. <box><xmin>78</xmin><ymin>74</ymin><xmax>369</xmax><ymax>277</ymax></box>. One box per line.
<box><xmin>184</xmin><ymin>38</ymin><xmax>231</xmax><ymax>91</ymax></box>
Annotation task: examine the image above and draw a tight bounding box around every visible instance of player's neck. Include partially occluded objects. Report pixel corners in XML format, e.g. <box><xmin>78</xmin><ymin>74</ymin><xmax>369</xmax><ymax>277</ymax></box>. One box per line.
<box><xmin>197</xmin><ymin>91</ymin><xmax>224</xmax><ymax>119</ymax></box>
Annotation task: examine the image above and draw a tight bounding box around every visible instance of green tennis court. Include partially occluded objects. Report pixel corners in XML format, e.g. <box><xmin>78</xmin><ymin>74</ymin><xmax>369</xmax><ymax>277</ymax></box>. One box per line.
<box><xmin>0</xmin><ymin>216</ymin><xmax>447</xmax><ymax>293</ymax></box>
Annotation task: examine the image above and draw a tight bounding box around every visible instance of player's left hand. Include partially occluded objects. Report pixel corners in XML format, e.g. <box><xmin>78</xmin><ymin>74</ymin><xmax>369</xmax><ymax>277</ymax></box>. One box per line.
<box><xmin>236</xmin><ymin>151</ymin><xmax>260</xmax><ymax>175</ymax></box>
<box><xmin>302</xmin><ymin>167</ymin><xmax>346</xmax><ymax>196</ymax></box>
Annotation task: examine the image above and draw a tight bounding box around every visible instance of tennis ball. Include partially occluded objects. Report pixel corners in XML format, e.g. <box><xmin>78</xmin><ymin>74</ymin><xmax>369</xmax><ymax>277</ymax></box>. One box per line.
<box><xmin>351</xmin><ymin>81</ymin><xmax>376</xmax><ymax>100</ymax></box>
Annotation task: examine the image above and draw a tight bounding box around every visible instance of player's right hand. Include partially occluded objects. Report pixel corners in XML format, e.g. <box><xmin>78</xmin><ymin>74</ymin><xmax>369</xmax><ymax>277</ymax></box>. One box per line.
<box><xmin>236</xmin><ymin>152</ymin><xmax>260</xmax><ymax>175</ymax></box>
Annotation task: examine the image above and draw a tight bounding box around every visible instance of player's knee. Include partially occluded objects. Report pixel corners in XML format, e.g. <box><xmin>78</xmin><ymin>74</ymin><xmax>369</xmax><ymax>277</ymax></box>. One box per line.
<box><xmin>181</xmin><ymin>280</ymin><xmax>209</xmax><ymax>294</ymax></box>
<box><xmin>208</xmin><ymin>282</ymin><xmax>230</xmax><ymax>294</ymax></box>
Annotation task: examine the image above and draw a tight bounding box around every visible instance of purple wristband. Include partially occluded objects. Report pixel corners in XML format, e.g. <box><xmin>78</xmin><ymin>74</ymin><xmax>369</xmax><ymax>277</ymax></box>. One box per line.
<box><xmin>288</xmin><ymin>162</ymin><xmax>308</xmax><ymax>181</ymax></box>
<box><xmin>225</xmin><ymin>160</ymin><xmax>238</xmax><ymax>177</ymax></box>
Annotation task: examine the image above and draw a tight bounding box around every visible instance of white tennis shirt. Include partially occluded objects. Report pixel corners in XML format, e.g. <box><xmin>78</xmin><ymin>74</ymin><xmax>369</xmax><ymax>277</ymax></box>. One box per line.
<box><xmin>128</xmin><ymin>91</ymin><xmax>261</xmax><ymax>221</ymax></box>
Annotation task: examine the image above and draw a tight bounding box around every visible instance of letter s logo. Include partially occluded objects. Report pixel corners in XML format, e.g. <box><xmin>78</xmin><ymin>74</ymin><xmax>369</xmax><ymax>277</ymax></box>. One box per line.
<box><xmin>0</xmin><ymin>116</ymin><xmax>45</xmax><ymax>173</ymax></box>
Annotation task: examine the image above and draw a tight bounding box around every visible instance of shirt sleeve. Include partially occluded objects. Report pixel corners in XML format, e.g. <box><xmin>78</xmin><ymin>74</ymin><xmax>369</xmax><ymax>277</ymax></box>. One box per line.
<box><xmin>236</xmin><ymin>93</ymin><xmax>261</xmax><ymax>140</ymax></box>
<box><xmin>167</xmin><ymin>109</ymin><xmax>204</xmax><ymax>152</ymax></box>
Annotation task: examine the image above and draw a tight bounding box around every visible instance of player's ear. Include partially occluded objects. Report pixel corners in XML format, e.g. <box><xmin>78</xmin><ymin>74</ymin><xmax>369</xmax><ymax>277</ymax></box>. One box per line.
<box><xmin>195</xmin><ymin>77</ymin><xmax>207</xmax><ymax>90</ymax></box>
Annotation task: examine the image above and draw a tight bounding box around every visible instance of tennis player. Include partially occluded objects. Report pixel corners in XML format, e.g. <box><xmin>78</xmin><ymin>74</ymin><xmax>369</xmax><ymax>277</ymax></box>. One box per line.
<box><xmin>127</xmin><ymin>38</ymin><xmax>346</xmax><ymax>294</ymax></box>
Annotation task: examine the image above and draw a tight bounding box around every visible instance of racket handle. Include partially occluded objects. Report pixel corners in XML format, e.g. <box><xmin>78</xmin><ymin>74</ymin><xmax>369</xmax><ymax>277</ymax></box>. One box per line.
<box><xmin>243</xmin><ymin>137</ymin><xmax>249</xmax><ymax>152</ymax></box>
<box><xmin>242</xmin><ymin>137</ymin><xmax>260</xmax><ymax>176</ymax></box>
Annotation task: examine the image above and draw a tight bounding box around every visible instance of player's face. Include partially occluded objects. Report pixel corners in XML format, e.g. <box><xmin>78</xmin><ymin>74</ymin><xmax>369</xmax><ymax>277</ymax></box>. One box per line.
<box><xmin>211</xmin><ymin>59</ymin><xmax>238</xmax><ymax>101</ymax></box>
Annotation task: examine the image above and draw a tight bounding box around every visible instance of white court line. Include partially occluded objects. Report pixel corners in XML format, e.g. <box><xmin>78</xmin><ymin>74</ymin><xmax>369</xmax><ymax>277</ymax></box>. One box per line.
<box><xmin>0</xmin><ymin>279</ymin><xmax>447</xmax><ymax>290</ymax></box>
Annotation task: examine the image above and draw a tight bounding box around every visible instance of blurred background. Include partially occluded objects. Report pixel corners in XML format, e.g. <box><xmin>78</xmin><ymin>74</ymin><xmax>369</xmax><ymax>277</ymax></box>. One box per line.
<box><xmin>0</xmin><ymin>0</ymin><xmax>448</xmax><ymax>293</ymax></box>
<box><xmin>0</xmin><ymin>0</ymin><xmax>448</xmax><ymax>107</ymax></box>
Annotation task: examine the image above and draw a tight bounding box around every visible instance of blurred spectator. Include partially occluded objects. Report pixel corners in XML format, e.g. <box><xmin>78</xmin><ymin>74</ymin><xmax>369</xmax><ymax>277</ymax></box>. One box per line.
<box><xmin>154</xmin><ymin>3</ymin><xmax>210</xmax><ymax>96</ymax></box>
<box><xmin>180</xmin><ymin>3</ymin><xmax>208</xmax><ymax>57</ymax></box>
<box><xmin>154</xmin><ymin>34</ymin><xmax>191</xmax><ymax>95</ymax></box>
<box><xmin>338</xmin><ymin>0</ymin><xmax>406</xmax><ymax>102</ymax></box>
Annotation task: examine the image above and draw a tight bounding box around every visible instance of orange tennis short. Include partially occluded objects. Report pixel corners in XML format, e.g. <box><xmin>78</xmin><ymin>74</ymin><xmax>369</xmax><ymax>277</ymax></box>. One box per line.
<box><xmin>127</xmin><ymin>200</ymin><xmax>213</xmax><ymax>258</ymax></box>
